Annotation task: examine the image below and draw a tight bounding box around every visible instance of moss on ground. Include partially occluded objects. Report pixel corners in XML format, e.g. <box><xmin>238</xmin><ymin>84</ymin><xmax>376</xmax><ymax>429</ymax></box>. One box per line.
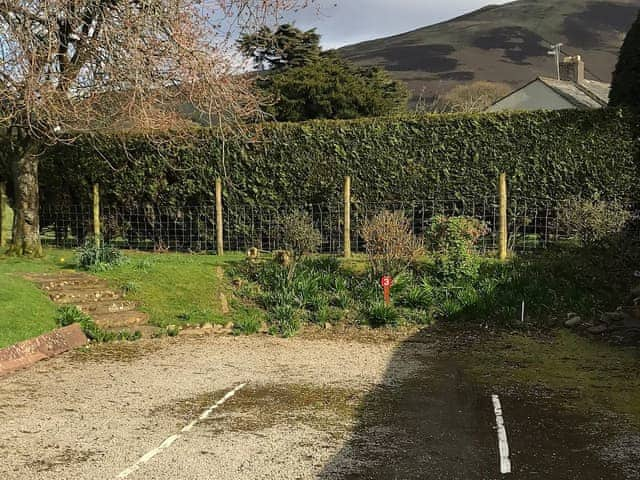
<box><xmin>156</xmin><ymin>383</ymin><xmax>361</xmax><ymax>436</ymax></box>
<box><xmin>463</xmin><ymin>329</ymin><xmax>640</xmax><ymax>427</ymax></box>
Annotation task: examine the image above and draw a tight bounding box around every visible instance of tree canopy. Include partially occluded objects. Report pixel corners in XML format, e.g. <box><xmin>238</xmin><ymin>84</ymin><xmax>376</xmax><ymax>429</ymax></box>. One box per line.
<box><xmin>258</xmin><ymin>55</ymin><xmax>409</xmax><ymax>121</ymax></box>
<box><xmin>610</xmin><ymin>10</ymin><xmax>640</xmax><ymax>108</ymax></box>
<box><xmin>238</xmin><ymin>24</ymin><xmax>321</xmax><ymax>71</ymax></box>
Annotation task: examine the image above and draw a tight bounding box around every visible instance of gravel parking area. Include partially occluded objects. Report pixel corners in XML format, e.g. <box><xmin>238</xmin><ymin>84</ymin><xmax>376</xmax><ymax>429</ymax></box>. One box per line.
<box><xmin>0</xmin><ymin>332</ymin><xmax>415</xmax><ymax>480</ymax></box>
<box><xmin>1</xmin><ymin>329</ymin><xmax>638</xmax><ymax>480</ymax></box>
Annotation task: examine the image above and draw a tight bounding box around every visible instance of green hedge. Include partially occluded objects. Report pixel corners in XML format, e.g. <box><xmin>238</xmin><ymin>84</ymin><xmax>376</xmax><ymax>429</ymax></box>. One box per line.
<box><xmin>40</xmin><ymin>109</ymin><xmax>638</xmax><ymax>208</ymax></box>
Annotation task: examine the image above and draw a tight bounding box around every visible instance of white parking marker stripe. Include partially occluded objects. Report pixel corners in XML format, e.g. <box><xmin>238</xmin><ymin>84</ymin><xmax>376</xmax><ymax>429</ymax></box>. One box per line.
<box><xmin>115</xmin><ymin>383</ymin><xmax>247</xmax><ymax>479</ymax></box>
<box><xmin>492</xmin><ymin>394</ymin><xmax>512</xmax><ymax>474</ymax></box>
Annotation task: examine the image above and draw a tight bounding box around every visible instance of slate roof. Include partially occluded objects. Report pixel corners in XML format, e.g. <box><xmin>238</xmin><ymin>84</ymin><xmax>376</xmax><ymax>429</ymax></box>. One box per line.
<box><xmin>536</xmin><ymin>77</ymin><xmax>610</xmax><ymax>109</ymax></box>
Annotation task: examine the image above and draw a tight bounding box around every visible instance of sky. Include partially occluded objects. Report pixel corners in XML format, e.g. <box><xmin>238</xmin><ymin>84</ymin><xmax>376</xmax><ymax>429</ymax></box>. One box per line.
<box><xmin>285</xmin><ymin>0</ymin><xmax>514</xmax><ymax>49</ymax></box>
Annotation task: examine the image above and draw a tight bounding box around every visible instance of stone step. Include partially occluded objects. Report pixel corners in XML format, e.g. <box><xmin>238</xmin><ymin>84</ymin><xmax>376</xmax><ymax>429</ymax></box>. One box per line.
<box><xmin>50</xmin><ymin>289</ymin><xmax>121</xmax><ymax>304</ymax></box>
<box><xmin>23</xmin><ymin>272</ymin><xmax>97</xmax><ymax>284</ymax></box>
<box><xmin>101</xmin><ymin>325</ymin><xmax>161</xmax><ymax>339</ymax></box>
<box><xmin>77</xmin><ymin>301</ymin><xmax>139</xmax><ymax>316</ymax></box>
<box><xmin>93</xmin><ymin>311</ymin><xmax>149</xmax><ymax>329</ymax></box>
<box><xmin>39</xmin><ymin>280</ymin><xmax>109</xmax><ymax>292</ymax></box>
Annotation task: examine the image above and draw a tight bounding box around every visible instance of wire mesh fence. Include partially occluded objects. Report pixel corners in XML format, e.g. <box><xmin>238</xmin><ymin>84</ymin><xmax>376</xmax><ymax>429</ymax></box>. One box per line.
<box><xmin>36</xmin><ymin>196</ymin><xmax>616</xmax><ymax>255</ymax></box>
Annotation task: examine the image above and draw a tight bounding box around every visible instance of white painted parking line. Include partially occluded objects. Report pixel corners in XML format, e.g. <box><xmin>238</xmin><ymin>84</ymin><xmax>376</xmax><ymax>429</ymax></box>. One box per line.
<box><xmin>115</xmin><ymin>383</ymin><xmax>247</xmax><ymax>479</ymax></box>
<box><xmin>491</xmin><ymin>394</ymin><xmax>512</xmax><ymax>475</ymax></box>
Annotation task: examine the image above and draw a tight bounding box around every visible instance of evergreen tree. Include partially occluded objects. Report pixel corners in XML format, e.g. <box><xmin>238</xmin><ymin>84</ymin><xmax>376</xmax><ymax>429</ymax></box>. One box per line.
<box><xmin>258</xmin><ymin>54</ymin><xmax>409</xmax><ymax>121</ymax></box>
<box><xmin>610</xmin><ymin>11</ymin><xmax>640</xmax><ymax>108</ymax></box>
<box><xmin>238</xmin><ymin>24</ymin><xmax>321</xmax><ymax>71</ymax></box>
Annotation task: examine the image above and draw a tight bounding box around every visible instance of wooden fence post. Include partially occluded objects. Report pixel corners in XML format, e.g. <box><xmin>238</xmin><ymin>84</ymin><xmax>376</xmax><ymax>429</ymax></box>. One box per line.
<box><xmin>92</xmin><ymin>184</ymin><xmax>101</xmax><ymax>247</ymax></box>
<box><xmin>499</xmin><ymin>173</ymin><xmax>508</xmax><ymax>261</ymax></box>
<box><xmin>0</xmin><ymin>182</ymin><xmax>6</xmax><ymax>248</ymax></box>
<box><xmin>215</xmin><ymin>178</ymin><xmax>224</xmax><ymax>256</ymax></box>
<box><xmin>343</xmin><ymin>176</ymin><xmax>351</xmax><ymax>259</ymax></box>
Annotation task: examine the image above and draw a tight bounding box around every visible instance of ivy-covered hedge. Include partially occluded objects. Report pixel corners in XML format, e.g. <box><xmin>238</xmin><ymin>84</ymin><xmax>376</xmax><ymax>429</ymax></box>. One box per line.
<box><xmin>40</xmin><ymin>109</ymin><xmax>638</xmax><ymax>208</ymax></box>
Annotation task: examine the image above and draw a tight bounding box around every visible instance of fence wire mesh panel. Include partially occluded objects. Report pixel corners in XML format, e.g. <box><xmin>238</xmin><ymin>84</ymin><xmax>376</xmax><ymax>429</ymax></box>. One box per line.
<box><xmin>38</xmin><ymin>198</ymin><xmax>637</xmax><ymax>254</ymax></box>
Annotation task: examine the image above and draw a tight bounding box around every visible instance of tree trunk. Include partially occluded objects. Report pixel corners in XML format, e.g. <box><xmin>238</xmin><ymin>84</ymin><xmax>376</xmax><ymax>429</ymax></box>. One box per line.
<box><xmin>9</xmin><ymin>148</ymin><xmax>43</xmax><ymax>257</ymax></box>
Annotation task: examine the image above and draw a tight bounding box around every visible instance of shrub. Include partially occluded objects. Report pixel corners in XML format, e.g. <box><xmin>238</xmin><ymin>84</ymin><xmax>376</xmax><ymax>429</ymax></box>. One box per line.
<box><xmin>280</xmin><ymin>211</ymin><xmax>322</xmax><ymax>260</ymax></box>
<box><xmin>558</xmin><ymin>197</ymin><xmax>631</xmax><ymax>246</ymax></box>
<box><xmin>363</xmin><ymin>302</ymin><xmax>400</xmax><ymax>328</ymax></box>
<box><xmin>427</xmin><ymin>216</ymin><xmax>487</xmax><ymax>282</ymax></box>
<box><xmin>426</xmin><ymin>215</ymin><xmax>488</xmax><ymax>253</ymax></box>
<box><xmin>361</xmin><ymin>210</ymin><xmax>424</xmax><ymax>277</ymax></box>
<box><xmin>269</xmin><ymin>305</ymin><xmax>301</xmax><ymax>337</ymax></box>
<box><xmin>76</xmin><ymin>239</ymin><xmax>126</xmax><ymax>271</ymax></box>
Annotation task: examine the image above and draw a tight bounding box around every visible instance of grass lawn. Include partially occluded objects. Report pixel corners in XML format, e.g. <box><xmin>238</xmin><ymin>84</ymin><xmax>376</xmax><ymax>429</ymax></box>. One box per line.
<box><xmin>0</xmin><ymin>247</ymin><xmax>244</xmax><ymax>348</ymax></box>
<box><xmin>0</xmin><ymin>250</ymin><xmax>71</xmax><ymax>349</ymax></box>
<box><xmin>95</xmin><ymin>251</ymin><xmax>245</xmax><ymax>327</ymax></box>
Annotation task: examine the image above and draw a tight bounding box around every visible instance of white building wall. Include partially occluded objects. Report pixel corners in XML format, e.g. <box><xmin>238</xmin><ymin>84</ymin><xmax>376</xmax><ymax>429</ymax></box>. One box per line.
<box><xmin>487</xmin><ymin>81</ymin><xmax>577</xmax><ymax>112</ymax></box>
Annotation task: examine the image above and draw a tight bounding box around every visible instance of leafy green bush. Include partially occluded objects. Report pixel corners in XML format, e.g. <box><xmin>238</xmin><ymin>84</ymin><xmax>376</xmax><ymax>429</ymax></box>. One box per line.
<box><xmin>362</xmin><ymin>302</ymin><xmax>400</xmax><ymax>328</ymax></box>
<box><xmin>427</xmin><ymin>215</ymin><xmax>488</xmax><ymax>253</ymax></box>
<box><xmin>361</xmin><ymin>210</ymin><xmax>424</xmax><ymax>277</ymax></box>
<box><xmin>76</xmin><ymin>239</ymin><xmax>126</xmax><ymax>271</ymax></box>
<box><xmin>280</xmin><ymin>211</ymin><xmax>322</xmax><ymax>260</ymax></box>
<box><xmin>558</xmin><ymin>197</ymin><xmax>631</xmax><ymax>246</ymax></box>
<box><xmin>42</xmin><ymin>110</ymin><xmax>638</xmax><ymax>219</ymax></box>
<box><xmin>427</xmin><ymin>216</ymin><xmax>487</xmax><ymax>282</ymax></box>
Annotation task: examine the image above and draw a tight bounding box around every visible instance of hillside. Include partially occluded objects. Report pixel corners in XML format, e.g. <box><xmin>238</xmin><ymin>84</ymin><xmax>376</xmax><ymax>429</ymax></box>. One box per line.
<box><xmin>338</xmin><ymin>0</ymin><xmax>640</xmax><ymax>99</ymax></box>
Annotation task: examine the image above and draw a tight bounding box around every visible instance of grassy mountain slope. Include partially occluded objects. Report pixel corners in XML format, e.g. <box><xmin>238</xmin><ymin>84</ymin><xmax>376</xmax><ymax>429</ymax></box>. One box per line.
<box><xmin>338</xmin><ymin>0</ymin><xmax>640</xmax><ymax>98</ymax></box>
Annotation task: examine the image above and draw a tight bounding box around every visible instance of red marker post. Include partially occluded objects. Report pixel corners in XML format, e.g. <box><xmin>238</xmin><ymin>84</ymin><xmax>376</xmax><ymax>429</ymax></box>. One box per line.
<box><xmin>380</xmin><ymin>276</ymin><xmax>393</xmax><ymax>305</ymax></box>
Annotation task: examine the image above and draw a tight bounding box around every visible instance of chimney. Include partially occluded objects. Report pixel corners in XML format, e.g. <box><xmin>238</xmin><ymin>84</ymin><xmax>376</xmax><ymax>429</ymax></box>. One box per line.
<box><xmin>559</xmin><ymin>55</ymin><xmax>585</xmax><ymax>84</ymax></box>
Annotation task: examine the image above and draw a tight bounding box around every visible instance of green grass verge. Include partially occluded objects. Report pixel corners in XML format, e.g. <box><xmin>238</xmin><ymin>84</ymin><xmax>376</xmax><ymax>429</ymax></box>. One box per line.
<box><xmin>96</xmin><ymin>251</ymin><xmax>245</xmax><ymax>327</ymax></box>
<box><xmin>0</xmin><ymin>250</ymin><xmax>72</xmax><ymax>349</ymax></box>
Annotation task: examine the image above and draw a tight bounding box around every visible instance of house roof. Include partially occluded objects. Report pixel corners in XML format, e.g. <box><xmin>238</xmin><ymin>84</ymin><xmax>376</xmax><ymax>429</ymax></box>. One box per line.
<box><xmin>488</xmin><ymin>76</ymin><xmax>611</xmax><ymax>111</ymax></box>
<box><xmin>535</xmin><ymin>77</ymin><xmax>610</xmax><ymax>109</ymax></box>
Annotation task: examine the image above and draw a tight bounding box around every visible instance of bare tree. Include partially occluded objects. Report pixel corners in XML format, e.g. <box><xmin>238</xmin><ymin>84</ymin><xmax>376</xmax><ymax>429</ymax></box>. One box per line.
<box><xmin>0</xmin><ymin>0</ymin><xmax>312</xmax><ymax>255</ymax></box>
<box><xmin>416</xmin><ymin>81</ymin><xmax>512</xmax><ymax>114</ymax></box>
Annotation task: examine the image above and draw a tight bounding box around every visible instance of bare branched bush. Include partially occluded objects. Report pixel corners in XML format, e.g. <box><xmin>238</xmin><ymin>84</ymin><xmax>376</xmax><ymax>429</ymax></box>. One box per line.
<box><xmin>559</xmin><ymin>198</ymin><xmax>631</xmax><ymax>246</ymax></box>
<box><xmin>416</xmin><ymin>81</ymin><xmax>511</xmax><ymax>113</ymax></box>
<box><xmin>361</xmin><ymin>210</ymin><xmax>424</xmax><ymax>277</ymax></box>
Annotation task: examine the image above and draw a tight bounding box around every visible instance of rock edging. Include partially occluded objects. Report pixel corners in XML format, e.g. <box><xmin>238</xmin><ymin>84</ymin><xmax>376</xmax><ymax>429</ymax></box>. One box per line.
<box><xmin>0</xmin><ymin>324</ymin><xmax>88</xmax><ymax>377</ymax></box>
